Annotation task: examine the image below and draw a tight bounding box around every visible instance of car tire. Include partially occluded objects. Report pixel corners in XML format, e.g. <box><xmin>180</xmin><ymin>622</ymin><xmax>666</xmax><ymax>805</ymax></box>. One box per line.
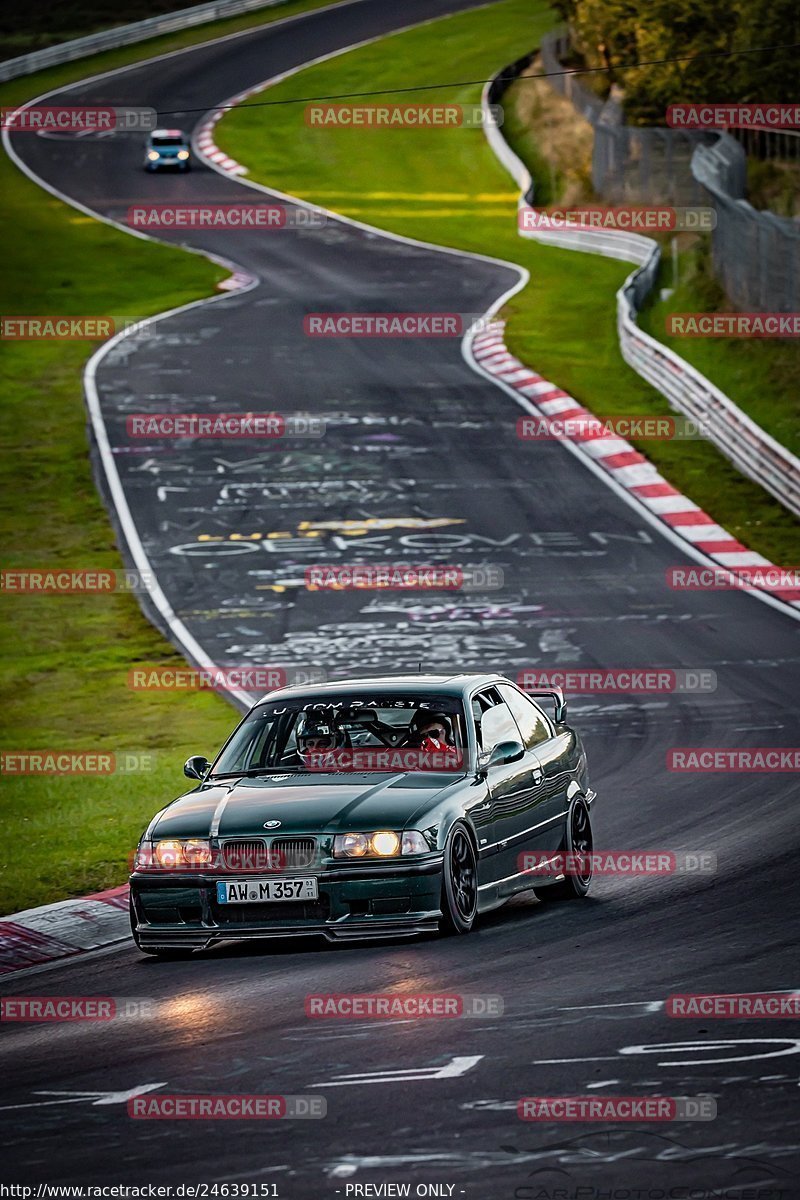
<box><xmin>533</xmin><ymin>796</ymin><xmax>593</xmax><ymax>901</ymax></box>
<box><xmin>439</xmin><ymin>823</ymin><xmax>478</xmax><ymax>935</ymax></box>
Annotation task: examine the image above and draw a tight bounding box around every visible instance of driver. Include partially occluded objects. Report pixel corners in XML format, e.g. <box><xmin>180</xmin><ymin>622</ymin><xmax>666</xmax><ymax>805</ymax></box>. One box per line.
<box><xmin>407</xmin><ymin>711</ymin><xmax>456</xmax><ymax>753</ymax></box>
<box><xmin>296</xmin><ymin>720</ymin><xmax>346</xmax><ymax>767</ymax></box>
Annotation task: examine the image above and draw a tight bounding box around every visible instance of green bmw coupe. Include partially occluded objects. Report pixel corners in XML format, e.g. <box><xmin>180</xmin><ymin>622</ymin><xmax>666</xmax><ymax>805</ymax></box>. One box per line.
<box><xmin>129</xmin><ymin>674</ymin><xmax>596</xmax><ymax>956</ymax></box>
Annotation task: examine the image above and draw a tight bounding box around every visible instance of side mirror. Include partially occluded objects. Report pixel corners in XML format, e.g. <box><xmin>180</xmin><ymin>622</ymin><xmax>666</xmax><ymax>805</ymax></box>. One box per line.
<box><xmin>184</xmin><ymin>755</ymin><xmax>211</xmax><ymax>781</ymax></box>
<box><xmin>478</xmin><ymin>739</ymin><xmax>524</xmax><ymax>774</ymax></box>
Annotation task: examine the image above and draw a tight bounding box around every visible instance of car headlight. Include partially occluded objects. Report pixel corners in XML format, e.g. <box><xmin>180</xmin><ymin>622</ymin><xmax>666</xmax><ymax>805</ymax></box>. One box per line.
<box><xmin>371</xmin><ymin>830</ymin><xmax>400</xmax><ymax>857</ymax></box>
<box><xmin>177</xmin><ymin>150</ymin><xmax>190</xmax><ymax>160</ymax></box>
<box><xmin>183</xmin><ymin>838</ymin><xmax>213</xmax><ymax>866</ymax></box>
<box><xmin>147</xmin><ymin>150</ymin><xmax>160</xmax><ymax>161</ymax></box>
<box><xmin>334</xmin><ymin>832</ymin><xmax>370</xmax><ymax>858</ymax></box>
<box><xmin>333</xmin><ymin>830</ymin><xmax>426</xmax><ymax>858</ymax></box>
<box><xmin>136</xmin><ymin>838</ymin><xmax>213</xmax><ymax>870</ymax></box>
<box><xmin>401</xmin><ymin>830</ymin><xmax>428</xmax><ymax>855</ymax></box>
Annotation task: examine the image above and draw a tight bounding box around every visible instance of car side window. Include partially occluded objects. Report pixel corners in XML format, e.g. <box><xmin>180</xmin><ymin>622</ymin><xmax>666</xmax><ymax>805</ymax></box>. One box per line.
<box><xmin>497</xmin><ymin>684</ymin><xmax>552</xmax><ymax>749</ymax></box>
<box><xmin>479</xmin><ymin>694</ymin><xmax>522</xmax><ymax>753</ymax></box>
<box><xmin>471</xmin><ymin>691</ymin><xmax>496</xmax><ymax>750</ymax></box>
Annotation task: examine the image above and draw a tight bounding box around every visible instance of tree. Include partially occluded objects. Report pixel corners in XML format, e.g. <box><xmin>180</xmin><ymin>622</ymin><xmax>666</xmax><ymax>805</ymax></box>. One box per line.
<box><xmin>558</xmin><ymin>0</ymin><xmax>799</xmax><ymax>124</ymax></box>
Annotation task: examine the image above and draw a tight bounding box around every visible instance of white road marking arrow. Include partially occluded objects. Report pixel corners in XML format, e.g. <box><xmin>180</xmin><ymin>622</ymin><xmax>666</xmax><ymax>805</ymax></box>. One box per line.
<box><xmin>311</xmin><ymin>1055</ymin><xmax>482</xmax><ymax>1087</ymax></box>
<box><xmin>0</xmin><ymin>1082</ymin><xmax>167</xmax><ymax>1111</ymax></box>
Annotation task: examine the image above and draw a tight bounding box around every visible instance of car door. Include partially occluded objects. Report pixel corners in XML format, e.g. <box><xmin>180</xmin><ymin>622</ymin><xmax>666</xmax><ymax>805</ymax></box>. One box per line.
<box><xmin>474</xmin><ymin>687</ymin><xmax>545</xmax><ymax>887</ymax></box>
<box><xmin>498</xmin><ymin>684</ymin><xmax>570</xmax><ymax>856</ymax></box>
<box><xmin>463</xmin><ymin>691</ymin><xmax>502</xmax><ymax>873</ymax></box>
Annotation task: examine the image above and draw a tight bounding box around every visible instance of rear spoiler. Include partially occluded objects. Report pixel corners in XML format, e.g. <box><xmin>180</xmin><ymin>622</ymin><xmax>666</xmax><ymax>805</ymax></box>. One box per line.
<box><xmin>526</xmin><ymin>686</ymin><xmax>567</xmax><ymax>725</ymax></box>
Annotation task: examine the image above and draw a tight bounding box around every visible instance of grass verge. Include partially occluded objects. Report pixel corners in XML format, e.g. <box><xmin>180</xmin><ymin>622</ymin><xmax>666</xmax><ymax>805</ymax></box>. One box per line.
<box><xmin>0</xmin><ymin>170</ymin><xmax>235</xmax><ymax>911</ymax></box>
<box><xmin>0</xmin><ymin>0</ymin><xmax>337</xmax><ymax>914</ymax></box>
<box><xmin>217</xmin><ymin>0</ymin><xmax>800</xmax><ymax>565</ymax></box>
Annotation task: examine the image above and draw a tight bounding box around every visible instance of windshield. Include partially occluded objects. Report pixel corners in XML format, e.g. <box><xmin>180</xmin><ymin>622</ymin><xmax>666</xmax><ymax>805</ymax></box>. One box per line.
<box><xmin>210</xmin><ymin>693</ymin><xmax>467</xmax><ymax>776</ymax></box>
<box><xmin>151</xmin><ymin>134</ymin><xmax>184</xmax><ymax>146</ymax></box>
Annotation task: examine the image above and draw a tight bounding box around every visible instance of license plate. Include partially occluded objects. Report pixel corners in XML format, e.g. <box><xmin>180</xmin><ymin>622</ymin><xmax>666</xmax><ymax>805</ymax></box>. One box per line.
<box><xmin>216</xmin><ymin>877</ymin><xmax>318</xmax><ymax>904</ymax></box>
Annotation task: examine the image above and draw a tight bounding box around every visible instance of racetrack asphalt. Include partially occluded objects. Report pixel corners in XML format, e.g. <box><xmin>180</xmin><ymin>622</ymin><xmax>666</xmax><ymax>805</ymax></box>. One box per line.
<box><xmin>3</xmin><ymin>0</ymin><xmax>799</xmax><ymax>1192</ymax></box>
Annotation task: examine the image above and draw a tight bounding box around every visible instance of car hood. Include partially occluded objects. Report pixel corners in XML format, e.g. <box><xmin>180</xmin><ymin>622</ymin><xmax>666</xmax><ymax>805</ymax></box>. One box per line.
<box><xmin>152</xmin><ymin>771</ymin><xmax>465</xmax><ymax>839</ymax></box>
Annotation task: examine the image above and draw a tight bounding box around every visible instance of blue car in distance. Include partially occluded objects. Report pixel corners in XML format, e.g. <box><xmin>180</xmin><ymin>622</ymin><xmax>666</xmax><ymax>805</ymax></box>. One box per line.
<box><xmin>144</xmin><ymin>128</ymin><xmax>191</xmax><ymax>171</ymax></box>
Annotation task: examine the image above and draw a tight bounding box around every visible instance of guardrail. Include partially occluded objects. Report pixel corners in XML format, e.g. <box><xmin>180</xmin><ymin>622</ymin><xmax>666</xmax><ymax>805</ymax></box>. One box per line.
<box><xmin>692</xmin><ymin>136</ymin><xmax>799</xmax><ymax>314</ymax></box>
<box><xmin>0</xmin><ymin>0</ymin><xmax>289</xmax><ymax>82</ymax></box>
<box><xmin>483</xmin><ymin>64</ymin><xmax>800</xmax><ymax>520</ymax></box>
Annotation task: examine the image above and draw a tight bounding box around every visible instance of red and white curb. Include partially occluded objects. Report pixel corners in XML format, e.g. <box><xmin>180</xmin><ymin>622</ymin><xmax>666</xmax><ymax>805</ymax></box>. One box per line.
<box><xmin>471</xmin><ymin>320</ymin><xmax>800</xmax><ymax>609</ymax></box>
<box><xmin>194</xmin><ymin>106</ymin><xmax>249</xmax><ymax>176</ymax></box>
<box><xmin>195</xmin><ymin>103</ymin><xmax>257</xmax><ymax>293</ymax></box>
<box><xmin>0</xmin><ymin>885</ymin><xmax>130</xmax><ymax>975</ymax></box>
<box><xmin>217</xmin><ymin>267</ymin><xmax>257</xmax><ymax>291</ymax></box>
<box><xmin>194</xmin><ymin>89</ymin><xmax>266</xmax><ymax>293</ymax></box>
<box><xmin>194</xmin><ymin>71</ymin><xmax>281</xmax><ymax>178</ymax></box>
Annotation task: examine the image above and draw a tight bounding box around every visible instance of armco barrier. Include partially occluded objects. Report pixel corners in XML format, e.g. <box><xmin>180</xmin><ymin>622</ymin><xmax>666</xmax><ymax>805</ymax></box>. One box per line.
<box><xmin>692</xmin><ymin>137</ymin><xmax>799</xmax><ymax>315</ymax></box>
<box><xmin>484</xmin><ymin>64</ymin><xmax>800</xmax><ymax>520</ymax></box>
<box><xmin>0</xmin><ymin>0</ymin><xmax>289</xmax><ymax>82</ymax></box>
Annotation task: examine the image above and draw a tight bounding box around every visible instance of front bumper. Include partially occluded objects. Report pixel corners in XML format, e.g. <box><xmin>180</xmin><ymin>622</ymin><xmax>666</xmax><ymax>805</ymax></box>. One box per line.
<box><xmin>130</xmin><ymin>856</ymin><xmax>444</xmax><ymax>948</ymax></box>
<box><xmin>145</xmin><ymin>156</ymin><xmax>189</xmax><ymax>169</ymax></box>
